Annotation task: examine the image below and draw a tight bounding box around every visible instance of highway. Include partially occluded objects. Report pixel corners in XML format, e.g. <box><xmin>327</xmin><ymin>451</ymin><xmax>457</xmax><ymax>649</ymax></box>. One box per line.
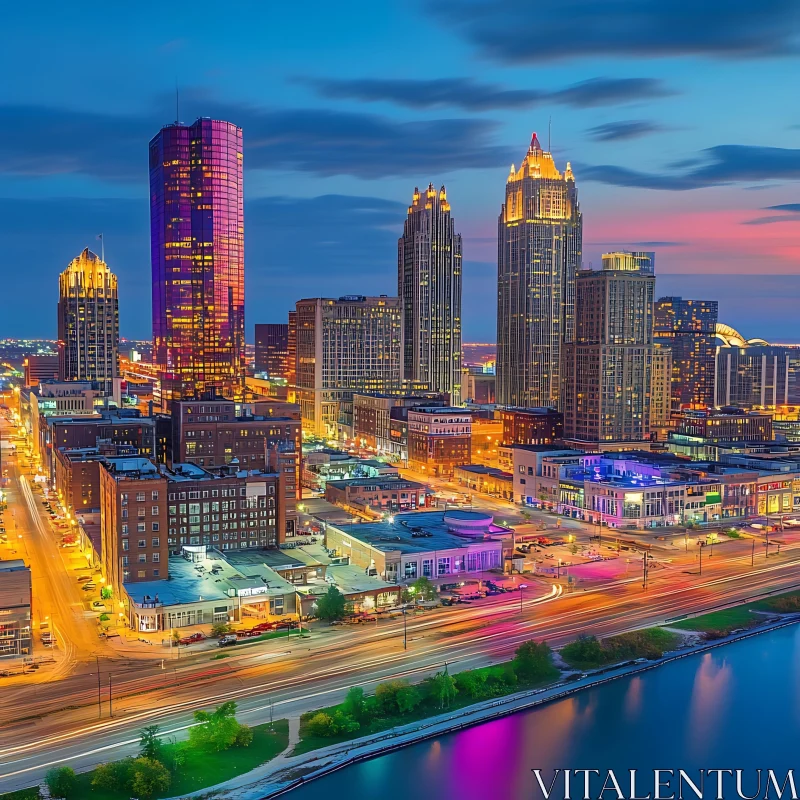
<box><xmin>3</xmin><ymin>541</ymin><xmax>800</xmax><ymax>792</ymax></box>
<box><xmin>3</xmin><ymin>414</ymin><xmax>800</xmax><ymax>793</ymax></box>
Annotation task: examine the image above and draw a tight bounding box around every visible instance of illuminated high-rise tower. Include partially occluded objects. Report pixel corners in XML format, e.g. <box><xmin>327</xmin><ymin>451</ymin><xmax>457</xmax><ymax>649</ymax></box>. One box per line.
<box><xmin>496</xmin><ymin>133</ymin><xmax>582</xmax><ymax>408</ymax></box>
<box><xmin>398</xmin><ymin>184</ymin><xmax>462</xmax><ymax>404</ymax></box>
<box><xmin>149</xmin><ymin>118</ymin><xmax>244</xmax><ymax>406</ymax></box>
<box><xmin>57</xmin><ymin>248</ymin><xmax>119</xmax><ymax>394</ymax></box>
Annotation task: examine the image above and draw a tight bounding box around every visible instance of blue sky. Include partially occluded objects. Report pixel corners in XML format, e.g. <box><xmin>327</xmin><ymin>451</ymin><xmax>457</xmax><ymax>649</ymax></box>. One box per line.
<box><xmin>3</xmin><ymin>0</ymin><xmax>800</xmax><ymax>342</ymax></box>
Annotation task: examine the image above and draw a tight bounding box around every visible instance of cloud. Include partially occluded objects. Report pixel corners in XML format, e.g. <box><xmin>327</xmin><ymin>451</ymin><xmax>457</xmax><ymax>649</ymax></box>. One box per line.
<box><xmin>301</xmin><ymin>76</ymin><xmax>673</xmax><ymax>111</ymax></box>
<box><xmin>743</xmin><ymin>202</ymin><xmax>800</xmax><ymax>224</ymax></box>
<box><xmin>580</xmin><ymin>144</ymin><xmax>800</xmax><ymax>190</ymax></box>
<box><xmin>766</xmin><ymin>203</ymin><xmax>800</xmax><ymax>212</ymax></box>
<box><xmin>0</xmin><ymin>98</ymin><xmax>512</xmax><ymax>183</ymax></box>
<box><xmin>0</xmin><ymin>194</ymin><xmax>406</xmax><ymax>339</ymax></box>
<box><xmin>431</xmin><ymin>0</ymin><xmax>800</xmax><ymax>63</ymax></box>
<box><xmin>586</xmin><ymin>120</ymin><xmax>667</xmax><ymax>142</ymax></box>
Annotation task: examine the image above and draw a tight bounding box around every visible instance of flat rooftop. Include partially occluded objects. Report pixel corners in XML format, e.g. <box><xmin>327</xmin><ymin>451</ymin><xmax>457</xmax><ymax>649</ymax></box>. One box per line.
<box><xmin>331</xmin><ymin>511</ymin><xmax>507</xmax><ymax>556</ymax></box>
<box><xmin>455</xmin><ymin>464</ymin><xmax>511</xmax><ymax>478</ymax></box>
<box><xmin>325</xmin><ymin>476</ymin><xmax>426</xmax><ymax>489</ymax></box>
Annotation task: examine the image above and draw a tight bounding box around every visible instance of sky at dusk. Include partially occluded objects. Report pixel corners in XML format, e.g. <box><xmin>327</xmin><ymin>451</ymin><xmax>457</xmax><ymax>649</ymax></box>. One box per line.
<box><xmin>3</xmin><ymin>1</ymin><xmax>800</xmax><ymax>343</ymax></box>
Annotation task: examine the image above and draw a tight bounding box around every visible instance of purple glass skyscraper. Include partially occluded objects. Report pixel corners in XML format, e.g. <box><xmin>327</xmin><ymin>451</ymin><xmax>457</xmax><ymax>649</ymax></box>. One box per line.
<box><xmin>149</xmin><ymin>117</ymin><xmax>244</xmax><ymax>405</ymax></box>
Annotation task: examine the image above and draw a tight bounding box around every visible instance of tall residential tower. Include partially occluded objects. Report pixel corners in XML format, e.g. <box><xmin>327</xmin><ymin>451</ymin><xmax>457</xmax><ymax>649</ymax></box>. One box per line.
<box><xmin>496</xmin><ymin>133</ymin><xmax>582</xmax><ymax>408</ymax></box>
<box><xmin>149</xmin><ymin>118</ymin><xmax>245</xmax><ymax>406</ymax></box>
<box><xmin>57</xmin><ymin>248</ymin><xmax>119</xmax><ymax>394</ymax></box>
<box><xmin>398</xmin><ymin>184</ymin><xmax>462</xmax><ymax>404</ymax></box>
<box><xmin>562</xmin><ymin>253</ymin><xmax>655</xmax><ymax>446</ymax></box>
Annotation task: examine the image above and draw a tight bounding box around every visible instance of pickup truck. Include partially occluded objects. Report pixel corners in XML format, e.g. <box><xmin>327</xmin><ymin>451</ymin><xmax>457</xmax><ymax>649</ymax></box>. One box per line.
<box><xmin>178</xmin><ymin>632</ymin><xmax>205</xmax><ymax>645</ymax></box>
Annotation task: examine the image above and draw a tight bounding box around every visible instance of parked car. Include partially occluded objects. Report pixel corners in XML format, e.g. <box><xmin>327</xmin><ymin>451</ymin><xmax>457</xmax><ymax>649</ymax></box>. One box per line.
<box><xmin>91</xmin><ymin>601</ymin><xmax>105</xmax><ymax>610</ymax></box>
<box><xmin>77</xmin><ymin>575</ymin><xmax>93</xmax><ymax>583</ymax></box>
<box><xmin>82</xmin><ymin>583</ymin><xmax>97</xmax><ymax>592</ymax></box>
<box><xmin>179</xmin><ymin>632</ymin><xmax>205</xmax><ymax>645</ymax></box>
<box><xmin>275</xmin><ymin>619</ymin><xmax>299</xmax><ymax>630</ymax></box>
<box><xmin>250</xmin><ymin>621</ymin><xmax>277</xmax><ymax>633</ymax></box>
<box><xmin>218</xmin><ymin>634</ymin><xmax>238</xmax><ymax>647</ymax></box>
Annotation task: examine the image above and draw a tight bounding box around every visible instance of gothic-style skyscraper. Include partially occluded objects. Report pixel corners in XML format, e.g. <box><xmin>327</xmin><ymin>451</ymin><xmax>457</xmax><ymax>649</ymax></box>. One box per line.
<box><xmin>496</xmin><ymin>133</ymin><xmax>582</xmax><ymax>408</ymax></box>
<box><xmin>57</xmin><ymin>248</ymin><xmax>119</xmax><ymax>394</ymax></box>
<box><xmin>398</xmin><ymin>184</ymin><xmax>462</xmax><ymax>404</ymax></box>
<box><xmin>149</xmin><ymin>118</ymin><xmax>244</xmax><ymax>406</ymax></box>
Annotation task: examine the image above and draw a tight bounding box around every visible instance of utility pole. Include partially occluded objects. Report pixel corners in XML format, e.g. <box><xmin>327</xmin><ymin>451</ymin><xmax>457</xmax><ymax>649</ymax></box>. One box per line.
<box><xmin>642</xmin><ymin>552</ymin><xmax>648</xmax><ymax>590</ymax></box>
<box><xmin>765</xmin><ymin>529</ymin><xmax>770</xmax><ymax>559</ymax></box>
<box><xmin>699</xmin><ymin>544</ymin><xmax>703</xmax><ymax>576</ymax></box>
<box><xmin>751</xmin><ymin>539</ymin><xmax>755</xmax><ymax>566</ymax></box>
<box><xmin>403</xmin><ymin>607</ymin><xmax>407</xmax><ymax>650</ymax></box>
<box><xmin>108</xmin><ymin>674</ymin><xmax>113</xmax><ymax>718</ymax></box>
<box><xmin>519</xmin><ymin>584</ymin><xmax>523</xmax><ymax>615</ymax></box>
<box><xmin>96</xmin><ymin>655</ymin><xmax>101</xmax><ymax>719</ymax></box>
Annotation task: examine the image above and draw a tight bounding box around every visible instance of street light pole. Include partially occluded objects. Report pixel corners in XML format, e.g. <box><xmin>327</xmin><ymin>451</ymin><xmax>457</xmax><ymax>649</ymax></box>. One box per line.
<box><xmin>96</xmin><ymin>655</ymin><xmax>101</xmax><ymax>719</ymax></box>
<box><xmin>108</xmin><ymin>674</ymin><xmax>113</xmax><ymax>718</ymax></box>
<box><xmin>751</xmin><ymin>539</ymin><xmax>755</xmax><ymax>567</ymax></box>
<box><xmin>402</xmin><ymin>608</ymin><xmax>407</xmax><ymax>650</ymax></box>
<box><xmin>699</xmin><ymin>545</ymin><xmax>703</xmax><ymax>576</ymax></box>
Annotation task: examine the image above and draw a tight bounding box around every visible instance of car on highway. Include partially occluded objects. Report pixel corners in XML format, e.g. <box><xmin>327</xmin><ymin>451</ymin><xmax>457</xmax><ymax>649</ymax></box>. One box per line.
<box><xmin>178</xmin><ymin>632</ymin><xmax>205</xmax><ymax>645</ymax></box>
<box><xmin>218</xmin><ymin>634</ymin><xmax>238</xmax><ymax>647</ymax></box>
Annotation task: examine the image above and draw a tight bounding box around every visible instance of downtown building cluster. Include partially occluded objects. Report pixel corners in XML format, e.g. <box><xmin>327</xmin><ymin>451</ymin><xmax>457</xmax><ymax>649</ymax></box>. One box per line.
<box><xmin>8</xmin><ymin>118</ymin><xmax>800</xmax><ymax>644</ymax></box>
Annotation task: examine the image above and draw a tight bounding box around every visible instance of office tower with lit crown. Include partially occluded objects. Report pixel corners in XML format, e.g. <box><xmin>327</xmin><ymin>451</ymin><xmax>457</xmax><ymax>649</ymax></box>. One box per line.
<box><xmin>562</xmin><ymin>253</ymin><xmax>655</xmax><ymax>446</ymax></box>
<box><xmin>398</xmin><ymin>183</ymin><xmax>462</xmax><ymax>404</ymax></box>
<box><xmin>496</xmin><ymin>133</ymin><xmax>582</xmax><ymax>408</ymax></box>
<box><xmin>654</xmin><ymin>297</ymin><xmax>718</xmax><ymax>410</ymax></box>
<box><xmin>57</xmin><ymin>248</ymin><xmax>119</xmax><ymax>394</ymax></box>
<box><xmin>295</xmin><ymin>296</ymin><xmax>402</xmax><ymax>438</ymax></box>
<box><xmin>149</xmin><ymin>118</ymin><xmax>244</xmax><ymax>406</ymax></box>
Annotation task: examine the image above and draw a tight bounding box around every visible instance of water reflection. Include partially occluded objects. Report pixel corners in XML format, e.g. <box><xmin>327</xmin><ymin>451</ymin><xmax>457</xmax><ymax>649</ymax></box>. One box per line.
<box><xmin>289</xmin><ymin>626</ymin><xmax>800</xmax><ymax>800</ymax></box>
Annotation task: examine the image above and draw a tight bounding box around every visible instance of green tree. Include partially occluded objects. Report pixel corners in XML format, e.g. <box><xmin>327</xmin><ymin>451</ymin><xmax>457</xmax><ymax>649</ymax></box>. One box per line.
<box><xmin>427</xmin><ymin>667</ymin><xmax>458</xmax><ymax>709</ymax></box>
<box><xmin>342</xmin><ymin>686</ymin><xmax>367</xmax><ymax>720</ymax></box>
<box><xmin>189</xmin><ymin>701</ymin><xmax>251</xmax><ymax>751</ymax></box>
<box><xmin>91</xmin><ymin>759</ymin><xmax>132</xmax><ymax>791</ymax></box>
<box><xmin>410</xmin><ymin>576</ymin><xmax>437</xmax><ymax>601</ymax></box>
<box><xmin>100</xmin><ymin>585</ymin><xmax>113</xmax><ymax>600</ymax></box>
<box><xmin>129</xmin><ymin>757</ymin><xmax>171</xmax><ymax>798</ymax></box>
<box><xmin>560</xmin><ymin>635</ymin><xmax>605</xmax><ymax>669</ymax></box>
<box><xmin>314</xmin><ymin>586</ymin><xmax>350</xmax><ymax>621</ymax></box>
<box><xmin>305</xmin><ymin>711</ymin><xmax>336</xmax><ymax>737</ymax></box>
<box><xmin>375</xmin><ymin>679</ymin><xmax>420</xmax><ymax>716</ymax></box>
<box><xmin>172</xmin><ymin>629</ymin><xmax>181</xmax><ymax>644</ymax></box>
<box><xmin>513</xmin><ymin>640</ymin><xmax>557</xmax><ymax>683</ymax></box>
<box><xmin>138</xmin><ymin>724</ymin><xmax>163</xmax><ymax>761</ymax></box>
<box><xmin>210</xmin><ymin>621</ymin><xmax>232</xmax><ymax>637</ymax></box>
<box><xmin>45</xmin><ymin>766</ymin><xmax>77</xmax><ymax>799</ymax></box>
<box><xmin>453</xmin><ymin>669</ymin><xmax>487</xmax><ymax>699</ymax></box>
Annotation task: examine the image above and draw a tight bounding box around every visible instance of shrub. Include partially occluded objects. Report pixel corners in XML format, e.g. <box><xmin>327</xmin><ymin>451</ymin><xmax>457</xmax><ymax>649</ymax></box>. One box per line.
<box><xmin>560</xmin><ymin>635</ymin><xmax>605</xmax><ymax>668</ymax></box>
<box><xmin>304</xmin><ymin>710</ymin><xmax>359</xmax><ymax>737</ymax></box>
<box><xmin>427</xmin><ymin>669</ymin><xmax>458</xmax><ymax>709</ymax></box>
<box><xmin>234</xmin><ymin>724</ymin><xmax>254</xmax><ymax>747</ymax></box>
<box><xmin>92</xmin><ymin>758</ymin><xmax>132</xmax><ymax>790</ymax></box>
<box><xmin>45</xmin><ymin>766</ymin><xmax>77</xmax><ymax>799</ymax></box>
<box><xmin>453</xmin><ymin>670</ymin><xmax>487</xmax><ymax>699</ymax></box>
<box><xmin>342</xmin><ymin>686</ymin><xmax>367</xmax><ymax>720</ymax></box>
<box><xmin>138</xmin><ymin>724</ymin><xmax>163</xmax><ymax>761</ymax></box>
<box><xmin>306</xmin><ymin>711</ymin><xmax>336</xmax><ymax>737</ymax></box>
<box><xmin>513</xmin><ymin>640</ymin><xmax>556</xmax><ymax>682</ymax></box>
<box><xmin>211</xmin><ymin>621</ymin><xmax>232</xmax><ymax>637</ymax></box>
<box><xmin>128</xmin><ymin>757</ymin><xmax>171</xmax><ymax>798</ymax></box>
<box><xmin>374</xmin><ymin>680</ymin><xmax>419</xmax><ymax>716</ymax></box>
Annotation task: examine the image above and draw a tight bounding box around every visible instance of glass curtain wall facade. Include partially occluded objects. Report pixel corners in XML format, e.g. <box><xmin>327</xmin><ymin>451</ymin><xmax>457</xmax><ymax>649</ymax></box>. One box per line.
<box><xmin>398</xmin><ymin>184</ymin><xmax>462</xmax><ymax>404</ymax></box>
<box><xmin>150</xmin><ymin>118</ymin><xmax>244</xmax><ymax>406</ymax></box>
<box><xmin>654</xmin><ymin>297</ymin><xmax>718</xmax><ymax>411</ymax></box>
<box><xmin>496</xmin><ymin>133</ymin><xmax>582</xmax><ymax>408</ymax></box>
<box><xmin>57</xmin><ymin>248</ymin><xmax>119</xmax><ymax>394</ymax></box>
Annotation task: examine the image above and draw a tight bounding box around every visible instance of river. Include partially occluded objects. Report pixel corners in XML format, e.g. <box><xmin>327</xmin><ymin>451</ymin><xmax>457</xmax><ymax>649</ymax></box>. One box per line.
<box><xmin>287</xmin><ymin>625</ymin><xmax>800</xmax><ymax>800</ymax></box>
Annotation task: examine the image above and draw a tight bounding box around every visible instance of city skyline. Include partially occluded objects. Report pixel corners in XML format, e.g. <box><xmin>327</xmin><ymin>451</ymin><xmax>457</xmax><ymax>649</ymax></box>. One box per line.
<box><xmin>3</xmin><ymin>2</ymin><xmax>800</xmax><ymax>343</ymax></box>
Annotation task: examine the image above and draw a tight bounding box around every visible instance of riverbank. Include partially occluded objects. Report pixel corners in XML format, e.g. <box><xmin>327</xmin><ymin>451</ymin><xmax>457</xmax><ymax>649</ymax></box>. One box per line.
<box><xmin>167</xmin><ymin>611</ymin><xmax>800</xmax><ymax>800</ymax></box>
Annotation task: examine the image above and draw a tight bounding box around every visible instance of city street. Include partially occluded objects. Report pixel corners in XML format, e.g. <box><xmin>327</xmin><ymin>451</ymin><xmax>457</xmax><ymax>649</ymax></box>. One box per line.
<box><xmin>3</xmin><ymin>532</ymin><xmax>800</xmax><ymax>791</ymax></box>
